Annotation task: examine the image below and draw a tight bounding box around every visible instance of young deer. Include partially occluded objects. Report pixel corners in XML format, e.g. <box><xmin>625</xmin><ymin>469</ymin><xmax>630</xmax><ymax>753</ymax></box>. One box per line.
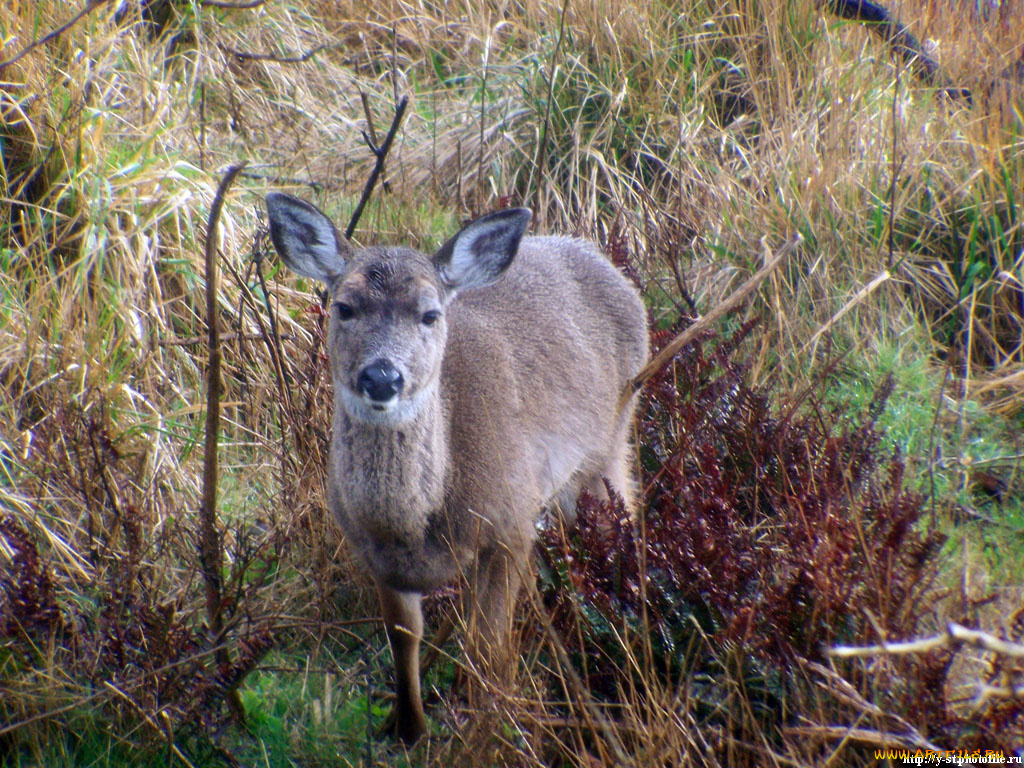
<box><xmin>265</xmin><ymin>193</ymin><xmax>648</xmax><ymax>743</ymax></box>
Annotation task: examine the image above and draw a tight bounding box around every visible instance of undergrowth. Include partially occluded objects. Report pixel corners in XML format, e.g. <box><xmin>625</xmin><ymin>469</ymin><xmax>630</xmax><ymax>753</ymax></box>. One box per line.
<box><xmin>538</xmin><ymin>323</ymin><xmax>1022</xmax><ymax>762</ymax></box>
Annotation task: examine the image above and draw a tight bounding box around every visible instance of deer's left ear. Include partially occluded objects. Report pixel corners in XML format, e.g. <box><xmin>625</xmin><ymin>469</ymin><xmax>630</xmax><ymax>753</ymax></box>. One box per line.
<box><xmin>433</xmin><ymin>208</ymin><xmax>531</xmax><ymax>291</ymax></box>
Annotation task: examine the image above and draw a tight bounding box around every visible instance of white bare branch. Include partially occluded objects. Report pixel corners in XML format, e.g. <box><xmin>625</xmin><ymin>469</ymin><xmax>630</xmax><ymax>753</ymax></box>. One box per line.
<box><xmin>830</xmin><ymin>622</ymin><xmax>1024</xmax><ymax>659</ymax></box>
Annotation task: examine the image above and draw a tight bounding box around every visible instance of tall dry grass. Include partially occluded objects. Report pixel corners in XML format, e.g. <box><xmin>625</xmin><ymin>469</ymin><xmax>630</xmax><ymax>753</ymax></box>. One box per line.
<box><xmin>1</xmin><ymin>0</ymin><xmax>1022</xmax><ymax>763</ymax></box>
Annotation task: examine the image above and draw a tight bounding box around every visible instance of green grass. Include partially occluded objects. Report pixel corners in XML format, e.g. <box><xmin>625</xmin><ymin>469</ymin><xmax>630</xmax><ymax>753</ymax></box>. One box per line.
<box><xmin>0</xmin><ymin>641</ymin><xmax>445</xmax><ymax>768</ymax></box>
<box><xmin>814</xmin><ymin>329</ymin><xmax>1024</xmax><ymax>585</ymax></box>
<box><xmin>230</xmin><ymin>650</ymin><xmax>395</xmax><ymax>768</ymax></box>
<box><xmin>2</xmin><ymin>722</ymin><xmax>184</xmax><ymax>768</ymax></box>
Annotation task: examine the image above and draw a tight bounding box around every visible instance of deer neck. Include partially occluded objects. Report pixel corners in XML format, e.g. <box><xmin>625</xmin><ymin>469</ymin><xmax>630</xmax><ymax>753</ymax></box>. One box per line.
<box><xmin>333</xmin><ymin>386</ymin><xmax>449</xmax><ymax>534</ymax></box>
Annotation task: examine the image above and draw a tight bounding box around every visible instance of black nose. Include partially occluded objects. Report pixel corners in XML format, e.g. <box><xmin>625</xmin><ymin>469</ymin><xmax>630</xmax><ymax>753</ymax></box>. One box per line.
<box><xmin>357</xmin><ymin>359</ymin><xmax>404</xmax><ymax>402</ymax></box>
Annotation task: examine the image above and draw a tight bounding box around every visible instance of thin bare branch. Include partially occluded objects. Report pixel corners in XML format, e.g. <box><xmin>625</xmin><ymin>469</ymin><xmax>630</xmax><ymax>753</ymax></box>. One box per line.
<box><xmin>0</xmin><ymin>0</ymin><xmax>112</xmax><ymax>72</ymax></box>
<box><xmin>806</xmin><ymin>270</ymin><xmax>891</xmax><ymax>355</ymax></box>
<box><xmin>345</xmin><ymin>95</ymin><xmax>409</xmax><ymax>239</ymax></box>
<box><xmin>218</xmin><ymin>40</ymin><xmax>329</xmax><ymax>64</ymax></box>
<box><xmin>159</xmin><ymin>331</ymin><xmax>293</xmax><ymax>347</ymax></box>
<box><xmin>785</xmin><ymin>725</ymin><xmax>939</xmax><ymax>751</ymax></box>
<box><xmin>830</xmin><ymin>622</ymin><xmax>1024</xmax><ymax>658</ymax></box>
<box><xmin>200</xmin><ymin>162</ymin><xmax>247</xmax><ymax>721</ymax></box>
<box><xmin>202</xmin><ymin>0</ymin><xmax>265</xmax><ymax>7</ymax></box>
<box><xmin>237</xmin><ymin>169</ymin><xmax>341</xmax><ymax>191</ymax></box>
<box><xmin>977</xmin><ymin>683</ymin><xmax>1024</xmax><ymax>702</ymax></box>
<box><xmin>360</xmin><ymin>91</ymin><xmax>391</xmax><ymax>192</ymax></box>
<box><xmin>617</xmin><ymin>233</ymin><xmax>802</xmax><ymax>413</ymax></box>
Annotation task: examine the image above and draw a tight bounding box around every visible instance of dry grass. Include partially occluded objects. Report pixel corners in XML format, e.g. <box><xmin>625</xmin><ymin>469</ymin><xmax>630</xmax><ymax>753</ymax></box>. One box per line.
<box><xmin>1</xmin><ymin>0</ymin><xmax>1022</xmax><ymax>763</ymax></box>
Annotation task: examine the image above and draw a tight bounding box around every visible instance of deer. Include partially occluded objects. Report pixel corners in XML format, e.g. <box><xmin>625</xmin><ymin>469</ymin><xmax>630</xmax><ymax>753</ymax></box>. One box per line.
<box><xmin>264</xmin><ymin>192</ymin><xmax>649</xmax><ymax>743</ymax></box>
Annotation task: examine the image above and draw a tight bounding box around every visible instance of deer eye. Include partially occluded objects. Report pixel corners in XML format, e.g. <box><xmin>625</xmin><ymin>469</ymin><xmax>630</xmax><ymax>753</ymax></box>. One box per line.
<box><xmin>335</xmin><ymin>303</ymin><xmax>355</xmax><ymax>321</ymax></box>
<box><xmin>421</xmin><ymin>310</ymin><xmax>441</xmax><ymax>326</ymax></box>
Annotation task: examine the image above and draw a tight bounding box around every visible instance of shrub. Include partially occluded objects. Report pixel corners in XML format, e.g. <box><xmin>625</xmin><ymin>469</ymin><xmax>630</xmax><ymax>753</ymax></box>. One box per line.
<box><xmin>536</xmin><ymin>321</ymin><xmax>1023</xmax><ymax>761</ymax></box>
<box><xmin>0</xmin><ymin>397</ymin><xmax>274</xmax><ymax>757</ymax></box>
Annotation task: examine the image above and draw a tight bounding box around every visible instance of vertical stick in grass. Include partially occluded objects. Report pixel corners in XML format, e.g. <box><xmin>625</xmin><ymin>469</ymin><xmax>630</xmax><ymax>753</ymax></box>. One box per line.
<box><xmin>200</xmin><ymin>162</ymin><xmax>246</xmax><ymax>720</ymax></box>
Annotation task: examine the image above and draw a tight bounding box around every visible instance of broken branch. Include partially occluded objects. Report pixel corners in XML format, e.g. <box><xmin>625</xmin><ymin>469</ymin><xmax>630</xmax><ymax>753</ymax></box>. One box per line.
<box><xmin>616</xmin><ymin>233</ymin><xmax>802</xmax><ymax>413</ymax></box>
<box><xmin>345</xmin><ymin>95</ymin><xmax>409</xmax><ymax>239</ymax></box>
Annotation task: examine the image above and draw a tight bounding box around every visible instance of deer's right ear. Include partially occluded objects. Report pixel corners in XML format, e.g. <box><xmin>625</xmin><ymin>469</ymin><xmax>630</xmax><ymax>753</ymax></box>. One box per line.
<box><xmin>265</xmin><ymin>193</ymin><xmax>350</xmax><ymax>283</ymax></box>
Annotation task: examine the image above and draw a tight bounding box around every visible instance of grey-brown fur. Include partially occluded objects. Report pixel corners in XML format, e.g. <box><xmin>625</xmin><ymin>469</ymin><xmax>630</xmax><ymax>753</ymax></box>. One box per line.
<box><xmin>265</xmin><ymin>193</ymin><xmax>648</xmax><ymax>743</ymax></box>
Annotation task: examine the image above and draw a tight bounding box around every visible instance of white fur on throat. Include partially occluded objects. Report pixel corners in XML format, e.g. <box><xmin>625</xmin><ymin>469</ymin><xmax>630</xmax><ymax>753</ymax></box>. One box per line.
<box><xmin>339</xmin><ymin>382</ymin><xmax>437</xmax><ymax>426</ymax></box>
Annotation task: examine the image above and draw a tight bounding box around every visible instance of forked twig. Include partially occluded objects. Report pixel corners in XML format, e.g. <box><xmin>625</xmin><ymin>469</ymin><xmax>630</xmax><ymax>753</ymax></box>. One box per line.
<box><xmin>360</xmin><ymin>92</ymin><xmax>391</xmax><ymax>193</ymax></box>
<box><xmin>345</xmin><ymin>95</ymin><xmax>409</xmax><ymax>239</ymax></box>
<box><xmin>831</xmin><ymin>622</ymin><xmax>1024</xmax><ymax>707</ymax></box>
<box><xmin>800</xmin><ymin>660</ymin><xmax>941</xmax><ymax>751</ymax></box>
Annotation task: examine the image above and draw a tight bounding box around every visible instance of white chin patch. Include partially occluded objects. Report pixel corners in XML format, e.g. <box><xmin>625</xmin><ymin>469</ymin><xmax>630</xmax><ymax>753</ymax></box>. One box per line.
<box><xmin>340</xmin><ymin>387</ymin><xmax>426</xmax><ymax>426</ymax></box>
